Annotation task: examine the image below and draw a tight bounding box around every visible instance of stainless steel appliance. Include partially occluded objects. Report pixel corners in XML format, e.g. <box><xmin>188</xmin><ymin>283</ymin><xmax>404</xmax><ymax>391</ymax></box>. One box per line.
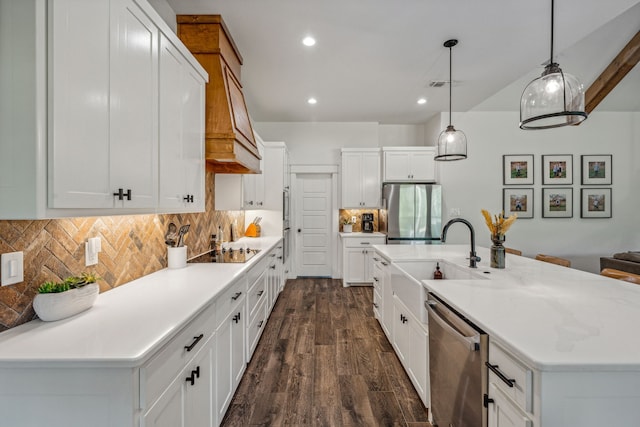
<box><xmin>188</xmin><ymin>247</ymin><xmax>260</xmax><ymax>264</ymax></box>
<box><xmin>362</xmin><ymin>213</ymin><xmax>374</xmax><ymax>232</ymax></box>
<box><xmin>426</xmin><ymin>292</ymin><xmax>488</xmax><ymax>427</ymax></box>
<box><xmin>382</xmin><ymin>183</ymin><xmax>442</xmax><ymax>244</ymax></box>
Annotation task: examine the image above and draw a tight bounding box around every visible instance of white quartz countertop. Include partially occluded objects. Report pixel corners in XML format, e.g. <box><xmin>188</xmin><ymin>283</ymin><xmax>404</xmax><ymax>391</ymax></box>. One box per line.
<box><xmin>374</xmin><ymin>244</ymin><xmax>640</xmax><ymax>372</ymax></box>
<box><xmin>0</xmin><ymin>236</ymin><xmax>282</xmax><ymax>368</ymax></box>
<box><xmin>339</xmin><ymin>232</ymin><xmax>386</xmax><ymax>237</ymax></box>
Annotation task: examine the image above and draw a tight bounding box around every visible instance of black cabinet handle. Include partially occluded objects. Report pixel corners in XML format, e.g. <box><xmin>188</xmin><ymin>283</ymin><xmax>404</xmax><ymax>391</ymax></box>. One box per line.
<box><xmin>485</xmin><ymin>362</ymin><xmax>516</xmax><ymax>387</ymax></box>
<box><xmin>186</xmin><ymin>366</ymin><xmax>200</xmax><ymax>386</ymax></box>
<box><xmin>257</xmin><ymin>290</ymin><xmax>264</xmax><ymax>297</ymax></box>
<box><xmin>483</xmin><ymin>394</ymin><xmax>495</xmax><ymax>408</ymax></box>
<box><xmin>373</xmin><ymin>303</ymin><xmax>379</xmax><ymax>308</ymax></box>
<box><xmin>113</xmin><ymin>188</ymin><xmax>132</xmax><ymax>201</ymax></box>
<box><xmin>232</xmin><ymin>292</ymin><xmax>242</xmax><ymax>301</ymax></box>
<box><xmin>258</xmin><ymin>320</ymin><xmax>264</xmax><ymax>328</ymax></box>
<box><xmin>381</xmin><ymin>261</ymin><xmax>388</xmax><ymax>266</ymax></box>
<box><xmin>184</xmin><ymin>334</ymin><xmax>204</xmax><ymax>352</ymax></box>
<box><xmin>183</xmin><ymin>194</ymin><xmax>194</xmax><ymax>203</ymax></box>
<box><xmin>373</xmin><ymin>277</ymin><xmax>379</xmax><ymax>282</ymax></box>
<box><xmin>186</xmin><ymin>372</ymin><xmax>195</xmax><ymax>386</ymax></box>
<box><xmin>277</xmin><ymin>256</ymin><xmax>283</xmax><ymax>260</ymax></box>
<box><xmin>233</xmin><ymin>312</ymin><xmax>241</xmax><ymax>323</ymax></box>
<box><xmin>270</xmin><ymin>265</ymin><xmax>276</xmax><ymax>270</ymax></box>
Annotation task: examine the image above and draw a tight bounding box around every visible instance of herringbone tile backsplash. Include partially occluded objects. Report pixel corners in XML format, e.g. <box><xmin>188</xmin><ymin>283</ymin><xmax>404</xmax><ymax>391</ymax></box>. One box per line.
<box><xmin>0</xmin><ymin>172</ymin><xmax>244</xmax><ymax>331</ymax></box>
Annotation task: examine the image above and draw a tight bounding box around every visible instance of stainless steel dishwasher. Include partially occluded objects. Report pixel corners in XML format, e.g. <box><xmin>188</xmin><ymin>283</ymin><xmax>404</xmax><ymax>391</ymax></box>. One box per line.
<box><xmin>426</xmin><ymin>292</ymin><xmax>488</xmax><ymax>427</ymax></box>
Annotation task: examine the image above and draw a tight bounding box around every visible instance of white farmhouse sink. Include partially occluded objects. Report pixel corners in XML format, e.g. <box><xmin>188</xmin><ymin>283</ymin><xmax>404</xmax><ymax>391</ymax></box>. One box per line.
<box><xmin>390</xmin><ymin>260</ymin><xmax>488</xmax><ymax>323</ymax></box>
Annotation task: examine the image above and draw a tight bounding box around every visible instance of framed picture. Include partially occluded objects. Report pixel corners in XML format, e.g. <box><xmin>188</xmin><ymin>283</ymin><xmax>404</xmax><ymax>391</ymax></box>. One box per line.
<box><xmin>542</xmin><ymin>154</ymin><xmax>573</xmax><ymax>185</ymax></box>
<box><xmin>503</xmin><ymin>188</ymin><xmax>534</xmax><ymax>219</ymax></box>
<box><xmin>581</xmin><ymin>155</ymin><xmax>612</xmax><ymax>185</ymax></box>
<box><xmin>581</xmin><ymin>188</ymin><xmax>612</xmax><ymax>218</ymax></box>
<box><xmin>542</xmin><ymin>188</ymin><xmax>573</xmax><ymax>218</ymax></box>
<box><xmin>503</xmin><ymin>155</ymin><xmax>534</xmax><ymax>185</ymax></box>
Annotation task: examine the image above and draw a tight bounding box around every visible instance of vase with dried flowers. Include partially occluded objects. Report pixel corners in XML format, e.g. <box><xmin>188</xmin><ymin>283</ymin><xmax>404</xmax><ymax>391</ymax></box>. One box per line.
<box><xmin>481</xmin><ymin>210</ymin><xmax>517</xmax><ymax>269</ymax></box>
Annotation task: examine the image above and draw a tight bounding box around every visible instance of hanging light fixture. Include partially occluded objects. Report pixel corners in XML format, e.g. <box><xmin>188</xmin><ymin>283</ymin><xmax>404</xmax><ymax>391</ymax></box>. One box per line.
<box><xmin>435</xmin><ymin>39</ymin><xmax>467</xmax><ymax>161</ymax></box>
<box><xmin>519</xmin><ymin>0</ymin><xmax>587</xmax><ymax>129</ymax></box>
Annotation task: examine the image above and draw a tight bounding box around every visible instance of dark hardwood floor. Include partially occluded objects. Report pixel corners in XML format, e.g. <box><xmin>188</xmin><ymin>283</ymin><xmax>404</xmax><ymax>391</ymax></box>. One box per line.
<box><xmin>221</xmin><ymin>278</ymin><xmax>431</xmax><ymax>427</ymax></box>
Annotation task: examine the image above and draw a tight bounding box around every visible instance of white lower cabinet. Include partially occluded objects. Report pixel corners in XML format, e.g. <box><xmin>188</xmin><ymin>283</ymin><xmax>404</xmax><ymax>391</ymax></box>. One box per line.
<box><xmin>372</xmin><ymin>254</ymin><xmax>393</xmax><ymax>338</ymax></box>
<box><xmin>144</xmin><ymin>336</ymin><xmax>213</xmax><ymax>427</ymax></box>
<box><xmin>341</xmin><ymin>234</ymin><xmax>386</xmax><ymax>286</ymax></box>
<box><xmin>392</xmin><ymin>296</ymin><xmax>428</xmax><ymax>406</ymax></box>
<box><xmin>488</xmin><ymin>383</ymin><xmax>532</xmax><ymax>427</ymax></box>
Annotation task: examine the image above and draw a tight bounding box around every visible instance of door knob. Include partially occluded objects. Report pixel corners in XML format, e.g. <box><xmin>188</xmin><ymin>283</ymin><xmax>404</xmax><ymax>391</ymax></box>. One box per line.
<box><xmin>297</xmin><ymin>229</ymin><xmax>301</xmax><ymax>233</ymax></box>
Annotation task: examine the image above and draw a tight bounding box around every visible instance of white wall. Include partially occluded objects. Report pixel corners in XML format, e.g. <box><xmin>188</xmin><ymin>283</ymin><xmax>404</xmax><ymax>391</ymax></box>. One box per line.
<box><xmin>378</xmin><ymin>124</ymin><xmax>426</xmax><ymax>147</ymax></box>
<box><xmin>437</xmin><ymin>111</ymin><xmax>640</xmax><ymax>273</ymax></box>
<box><xmin>147</xmin><ymin>0</ymin><xmax>176</xmax><ymax>32</ymax></box>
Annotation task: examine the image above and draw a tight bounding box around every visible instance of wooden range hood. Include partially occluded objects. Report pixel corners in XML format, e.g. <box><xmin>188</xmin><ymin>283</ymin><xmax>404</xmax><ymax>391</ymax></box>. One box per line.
<box><xmin>177</xmin><ymin>15</ymin><xmax>261</xmax><ymax>174</ymax></box>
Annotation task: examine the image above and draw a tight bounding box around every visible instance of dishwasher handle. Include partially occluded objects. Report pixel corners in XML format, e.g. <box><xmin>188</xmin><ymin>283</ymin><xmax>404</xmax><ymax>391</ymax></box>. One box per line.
<box><xmin>426</xmin><ymin>299</ymin><xmax>479</xmax><ymax>352</ymax></box>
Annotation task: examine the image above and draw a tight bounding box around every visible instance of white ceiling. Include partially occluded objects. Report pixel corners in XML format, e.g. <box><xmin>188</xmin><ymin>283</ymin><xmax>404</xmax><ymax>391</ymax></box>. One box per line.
<box><xmin>165</xmin><ymin>0</ymin><xmax>640</xmax><ymax>124</ymax></box>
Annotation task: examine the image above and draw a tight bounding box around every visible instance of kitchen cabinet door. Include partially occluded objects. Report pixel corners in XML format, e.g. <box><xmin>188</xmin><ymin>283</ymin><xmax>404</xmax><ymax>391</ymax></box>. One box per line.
<box><xmin>144</xmin><ymin>338</ymin><xmax>213</xmax><ymax>427</ymax></box>
<box><xmin>215</xmin><ymin>299</ymin><xmax>246</xmax><ymax>421</ymax></box>
<box><xmin>108</xmin><ymin>0</ymin><xmax>158</xmax><ymax>208</ymax></box>
<box><xmin>48</xmin><ymin>0</ymin><xmax>112</xmax><ymax>208</ymax></box>
<box><xmin>488</xmin><ymin>383</ymin><xmax>533</xmax><ymax>427</ymax></box>
<box><xmin>392</xmin><ymin>296</ymin><xmax>429</xmax><ymax>406</ymax></box>
<box><xmin>383</xmin><ymin>148</ymin><xmax>436</xmax><ymax>183</ymax></box>
<box><xmin>344</xmin><ymin>248</ymin><xmax>367</xmax><ymax>283</ymax></box>
<box><xmin>341</xmin><ymin>149</ymin><xmax>381</xmax><ymax>208</ymax></box>
<box><xmin>158</xmin><ymin>33</ymin><xmax>205</xmax><ymax>213</ymax></box>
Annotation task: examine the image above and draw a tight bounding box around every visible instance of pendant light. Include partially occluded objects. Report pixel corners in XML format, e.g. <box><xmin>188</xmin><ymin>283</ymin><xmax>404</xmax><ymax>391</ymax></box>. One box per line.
<box><xmin>519</xmin><ymin>0</ymin><xmax>587</xmax><ymax>129</ymax></box>
<box><xmin>435</xmin><ymin>39</ymin><xmax>467</xmax><ymax>161</ymax></box>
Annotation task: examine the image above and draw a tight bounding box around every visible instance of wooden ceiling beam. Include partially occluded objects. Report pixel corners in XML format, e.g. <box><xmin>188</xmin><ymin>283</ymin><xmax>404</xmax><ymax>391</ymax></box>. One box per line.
<box><xmin>585</xmin><ymin>30</ymin><xmax>640</xmax><ymax>114</ymax></box>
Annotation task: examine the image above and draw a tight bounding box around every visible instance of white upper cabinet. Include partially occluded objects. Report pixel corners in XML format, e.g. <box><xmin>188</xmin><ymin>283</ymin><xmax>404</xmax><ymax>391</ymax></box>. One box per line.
<box><xmin>262</xmin><ymin>141</ymin><xmax>289</xmax><ymax>210</ymax></box>
<box><xmin>341</xmin><ymin>148</ymin><xmax>381</xmax><ymax>208</ymax></box>
<box><xmin>383</xmin><ymin>147</ymin><xmax>437</xmax><ymax>182</ymax></box>
<box><xmin>0</xmin><ymin>0</ymin><xmax>207</xmax><ymax>218</ymax></box>
<box><xmin>158</xmin><ymin>33</ymin><xmax>205</xmax><ymax>212</ymax></box>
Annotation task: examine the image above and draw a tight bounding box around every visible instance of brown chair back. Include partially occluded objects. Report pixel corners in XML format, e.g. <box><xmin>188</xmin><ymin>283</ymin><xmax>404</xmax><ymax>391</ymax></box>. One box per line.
<box><xmin>600</xmin><ymin>268</ymin><xmax>640</xmax><ymax>285</ymax></box>
<box><xmin>535</xmin><ymin>254</ymin><xmax>571</xmax><ymax>267</ymax></box>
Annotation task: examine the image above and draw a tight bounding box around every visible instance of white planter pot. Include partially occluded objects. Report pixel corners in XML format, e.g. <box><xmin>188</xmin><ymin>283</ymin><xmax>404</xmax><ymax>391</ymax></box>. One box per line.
<box><xmin>33</xmin><ymin>283</ymin><xmax>99</xmax><ymax>322</ymax></box>
<box><xmin>343</xmin><ymin>224</ymin><xmax>353</xmax><ymax>233</ymax></box>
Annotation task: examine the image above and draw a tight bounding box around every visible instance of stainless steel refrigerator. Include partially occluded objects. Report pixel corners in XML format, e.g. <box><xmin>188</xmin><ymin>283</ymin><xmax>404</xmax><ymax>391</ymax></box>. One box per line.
<box><xmin>382</xmin><ymin>183</ymin><xmax>442</xmax><ymax>244</ymax></box>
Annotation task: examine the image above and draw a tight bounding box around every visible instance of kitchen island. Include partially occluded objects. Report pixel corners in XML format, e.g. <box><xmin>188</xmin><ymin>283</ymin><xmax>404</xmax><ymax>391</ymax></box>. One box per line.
<box><xmin>374</xmin><ymin>244</ymin><xmax>640</xmax><ymax>427</ymax></box>
<box><xmin>0</xmin><ymin>236</ymin><xmax>283</xmax><ymax>427</ymax></box>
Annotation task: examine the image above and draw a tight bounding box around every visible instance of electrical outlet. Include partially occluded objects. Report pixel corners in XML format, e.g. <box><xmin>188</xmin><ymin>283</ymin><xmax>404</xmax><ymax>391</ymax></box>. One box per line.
<box><xmin>351</xmin><ymin>216</ymin><xmax>357</xmax><ymax>224</ymax></box>
<box><xmin>1</xmin><ymin>251</ymin><xmax>24</xmax><ymax>286</ymax></box>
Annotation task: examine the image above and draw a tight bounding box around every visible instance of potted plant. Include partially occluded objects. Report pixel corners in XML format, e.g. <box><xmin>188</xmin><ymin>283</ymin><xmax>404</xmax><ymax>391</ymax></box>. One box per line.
<box><xmin>342</xmin><ymin>218</ymin><xmax>354</xmax><ymax>233</ymax></box>
<box><xmin>33</xmin><ymin>272</ymin><xmax>100</xmax><ymax>321</ymax></box>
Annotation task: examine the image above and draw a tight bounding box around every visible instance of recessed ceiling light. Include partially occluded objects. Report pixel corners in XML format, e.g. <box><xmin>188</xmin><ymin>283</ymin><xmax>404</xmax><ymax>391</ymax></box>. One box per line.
<box><xmin>302</xmin><ymin>36</ymin><xmax>316</xmax><ymax>47</ymax></box>
<box><xmin>417</xmin><ymin>98</ymin><xmax>427</xmax><ymax>105</ymax></box>
<box><xmin>307</xmin><ymin>97</ymin><xmax>317</xmax><ymax>105</ymax></box>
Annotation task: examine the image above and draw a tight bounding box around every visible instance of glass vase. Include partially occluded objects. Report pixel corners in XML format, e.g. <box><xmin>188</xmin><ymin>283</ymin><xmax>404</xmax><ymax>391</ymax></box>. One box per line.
<box><xmin>490</xmin><ymin>234</ymin><xmax>506</xmax><ymax>269</ymax></box>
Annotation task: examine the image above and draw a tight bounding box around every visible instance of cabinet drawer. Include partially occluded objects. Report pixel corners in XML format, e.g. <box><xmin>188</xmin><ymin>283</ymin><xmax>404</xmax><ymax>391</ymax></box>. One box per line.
<box><xmin>247</xmin><ymin>297</ymin><xmax>267</xmax><ymax>359</ymax></box>
<box><xmin>216</xmin><ymin>277</ymin><xmax>248</xmax><ymax>324</ymax></box>
<box><xmin>344</xmin><ymin>237</ymin><xmax>385</xmax><ymax>248</ymax></box>
<box><xmin>141</xmin><ymin>301</ymin><xmax>216</xmax><ymax>409</ymax></box>
<box><xmin>246</xmin><ymin>255</ymin><xmax>268</xmax><ymax>286</ymax></box>
<box><xmin>373</xmin><ymin>288</ymin><xmax>381</xmax><ymax>317</ymax></box>
<box><xmin>488</xmin><ymin>342</ymin><xmax>533</xmax><ymax>413</ymax></box>
<box><xmin>247</xmin><ymin>270</ymin><xmax>267</xmax><ymax>322</ymax></box>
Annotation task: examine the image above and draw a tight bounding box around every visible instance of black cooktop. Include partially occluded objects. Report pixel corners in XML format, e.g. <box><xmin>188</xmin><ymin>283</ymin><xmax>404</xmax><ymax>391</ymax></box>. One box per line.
<box><xmin>188</xmin><ymin>247</ymin><xmax>260</xmax><ymax>264</ymax></box>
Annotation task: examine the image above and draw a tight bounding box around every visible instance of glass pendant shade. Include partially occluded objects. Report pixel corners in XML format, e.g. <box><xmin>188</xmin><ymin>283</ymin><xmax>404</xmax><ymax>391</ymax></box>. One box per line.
<box><xmin>435</xmin><ymin>39</ymin><xmax>467</xmax><ymax>161</ymax></box>
<box><xmin>520</xmin><ymin>63</ymin><xmax>587</xmax><ymax>129</ymax></box>
<box><xmin>435</xmin><ymin>125</ymin><xmax>467</xmax><ymax>161</ymax></box>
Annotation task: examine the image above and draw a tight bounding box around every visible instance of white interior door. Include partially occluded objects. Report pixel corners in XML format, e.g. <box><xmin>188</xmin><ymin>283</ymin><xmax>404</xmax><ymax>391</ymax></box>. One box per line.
<box><xmin>295</xmin><ymin>173</ymin><xmax>332</xmax><ymax>277</ymax></box>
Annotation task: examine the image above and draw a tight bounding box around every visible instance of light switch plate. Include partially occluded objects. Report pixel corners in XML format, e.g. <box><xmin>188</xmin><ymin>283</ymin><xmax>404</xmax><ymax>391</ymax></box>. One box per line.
<box><xmin>1</xmin><ymin>251</ymin><xmax>24</xmax><ymax>286</ymax></box>
<box><xmin>85</xmin><ymin>237</ymin><xmax>101</xmax><ymax>266</ymax></box>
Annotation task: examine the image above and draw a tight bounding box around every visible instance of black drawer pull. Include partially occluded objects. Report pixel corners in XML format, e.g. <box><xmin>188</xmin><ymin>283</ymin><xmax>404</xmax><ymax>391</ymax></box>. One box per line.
<box><xmin>381</xmin><ymin>261</ymin><xmax>388</xmax><ymax>266</ymax></box>
<box><xmin>183</xmin><ymin>194</ymin><xmax>194</xmax><ymax>203</ymax></box>
<box><xmin>184</xmin><ymin>334</ymin><xmax>204</xmax><ymax>352</ymax></box>
<box><xmin>258</xmin><ymin>320</ymin><xmax>264</xmax><ymax>328</ymax></box>
<box><xmin>257</xmin><ymin>290</ymin><xmax>264</xmax><ymax>297</ymax></box>
<box><xmin>373</xmin><ymin>303</ymin><xmax>379</xmax><ymax>308</ymax></box>
<box><xmin>192</xmin><ymin>366</ymin><xmax>200</xmax><ymax>379</ymax></box>
<box><xmin>232</xmin><ymin>292</ymin><xmax>242</xmax><ymax>301</ymax></box>
<box><xmin>485</xmin><ymin>362</ymin><xmax>516</xmax><ymax>387</ymax></box>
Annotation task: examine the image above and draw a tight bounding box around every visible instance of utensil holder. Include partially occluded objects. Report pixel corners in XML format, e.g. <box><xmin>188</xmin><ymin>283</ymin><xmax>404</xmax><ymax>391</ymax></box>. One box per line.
<box><xmin>168</xmin><ymin>246</ymin><xmax>187</xmax><ymax>269</ymax></box>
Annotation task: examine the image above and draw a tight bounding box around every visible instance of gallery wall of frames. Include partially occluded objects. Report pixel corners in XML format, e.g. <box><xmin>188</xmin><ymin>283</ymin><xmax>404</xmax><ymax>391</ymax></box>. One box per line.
<box><xmin>502</xmin><ymin>154</ymin><xmax>613</xmax><ymax>219</ymax></box>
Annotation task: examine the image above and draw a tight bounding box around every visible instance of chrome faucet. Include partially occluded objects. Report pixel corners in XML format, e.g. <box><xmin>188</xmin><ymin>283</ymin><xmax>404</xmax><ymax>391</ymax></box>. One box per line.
<box><xmin>441</xmin><ymin>218</ymin><xmax>481</xmax><ymax>268</ymax></box>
